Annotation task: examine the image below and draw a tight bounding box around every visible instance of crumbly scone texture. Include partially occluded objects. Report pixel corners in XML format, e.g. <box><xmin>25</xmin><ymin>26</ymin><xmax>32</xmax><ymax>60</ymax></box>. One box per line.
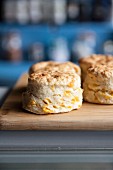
<box><xmin>29</xmin><ymin>61</ymin><xmax>81</xmax><ymax>76</ymax></box>
<box><xmin>23</xmin><ymin>70</ymin><xmax>83</xmax><ymax>114</ymax></box>
<box><xmin>79</xmin><ymin>54</ymin><xmax>113</xmax><ymax>81</ymax></box>
<box><xmin>83</xmin><ymin>64</ymin><xmax>113</xmax><ymax>104</ymax></box>
<box><xmin>22</xmin><ymin>88</ymin><xmax>83</xmax><ymax>114</ymax></box>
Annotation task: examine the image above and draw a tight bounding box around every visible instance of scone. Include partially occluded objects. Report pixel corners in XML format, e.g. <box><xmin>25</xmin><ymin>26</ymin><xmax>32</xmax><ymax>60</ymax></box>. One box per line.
<box><xmin>83</xmin><ymin>64</ymin><xmax>113</xmax><ymax>104</ymax></box>
<box><xmin>79</xmin><ymin>54</ymin><xmax>113</xmax><ymax>81</ymax></box>
<box><xmin>23</xmin><ymin>70</ymin><xmax>83</xmax><ymax>114</ymax></box>
<box><xmin>29</xmin><ymin>61</ymin><xmax>81</xmax><ymax>76</ymax></box>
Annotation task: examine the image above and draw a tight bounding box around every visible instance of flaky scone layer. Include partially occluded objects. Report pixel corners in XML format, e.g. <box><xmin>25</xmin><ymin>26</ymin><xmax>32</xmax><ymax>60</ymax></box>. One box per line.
<box><xmin>83</xmin><ymin>64</ymin><xmax>113</xmax><ymax>104</ymax></box>
<box><xmin>23</xmin><ymin>87</ymin><xmax>83</xmax><ymax>114</ymax></box>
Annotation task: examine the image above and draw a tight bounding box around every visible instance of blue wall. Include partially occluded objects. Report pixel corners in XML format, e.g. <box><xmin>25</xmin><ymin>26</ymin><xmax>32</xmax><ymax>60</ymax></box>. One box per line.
<box><xmin>0</xmin><ymin>22</ymin><xmax>113</xmax><ymax>86</ymax></box>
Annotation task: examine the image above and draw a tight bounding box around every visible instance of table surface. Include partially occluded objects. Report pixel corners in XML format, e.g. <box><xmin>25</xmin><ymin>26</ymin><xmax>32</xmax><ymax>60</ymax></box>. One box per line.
<box><xmin>0</xmin><ymin>87</ymin><xmax>113</xmax><ymax>152</ymax></box>
<box><xmin>0</xmin><ymin>87</ymin><xmax>113</xmax><ymax>168</ymax></box>
<box><xmin>2</xmin><ymin>74</ymin><xmax>113</xmax><ymax>131</ymax></box>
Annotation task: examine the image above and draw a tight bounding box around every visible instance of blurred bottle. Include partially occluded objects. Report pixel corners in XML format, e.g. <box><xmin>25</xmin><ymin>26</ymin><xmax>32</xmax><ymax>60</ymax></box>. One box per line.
<box><xmin>79</xmin><ymin>0</ymin><xmax>92</xmax><ymax>21</ymax></box>
<box><xmin>54</xmin><ymin>0</ymin><xmax>66</xmax><ymax>25</ymax></box>
<box><xmin>3</xmin><ymin>0</ymin><xmax>16</xmax><ymax>23</ymax></box>
<box><xmin>72</xmin><ymin>32</ymin><xmax>96</xmax><ymax>62</ymax></box>
<box><xmin>16</xmin><ymin>0</ymin><xmax>29</xmax><ymax>24</ymax></box>
<box><xmin>42</xmin><ymin>0</ymin><xmax>54</xmax><ymax>24</ymax></box>
<box><xmin>29</xmin><ymin>42</ymin><xmax>44</xmax><ymax>61</ymax></box>
<box><xmin>92</xmin><ymin>0</ymin><xmax>111</xmax><ymax>21</ymax></box>
<box><xmin>103</xmin><ymin>40</ymin><xmax>113</xmax><ymax>55</ymax></box>
<box><xmin>29</xmin><ymin>0</ymin><xmax>42</xmax><ymax>24</ymax></box>
<box><xmin>67</xmin><ymin>0</ymin><xmax>79</xmax><ymax>22</ymax></box>
<box><xmin>2</xmin><ymin>31</ymin><xmax>22</xmax><ymax>62</ymax></box>
<box><xmin>49</xmin><ymin>38</ymin><xmax>70</xmax><ymax>62</ymax></box>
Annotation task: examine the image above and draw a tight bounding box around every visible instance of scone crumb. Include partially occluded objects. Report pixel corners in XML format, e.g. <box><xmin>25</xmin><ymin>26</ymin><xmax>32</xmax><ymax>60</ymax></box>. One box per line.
<box><xmin>43</xmin><ymin>107</ymin><xmax>53</xmax><ymax>113</ymax></box>
<box><xmin>53</xmin><ymin>105</ymin><xmax>58</xmax><ymax>108</ymax></box>
<box><xmin>110</xmin><ymin>92</ymin><xmax>113</xmax><ymax>96</ymax></box>
<box><xmin>53</xmin><ymin>94</ymin><xmax>61</xmax><ymax>96</ymax></box>
<box><xmin>51</xmin><ymin>85</ymin><xmax>55</xmax><ymax>91</ymax></box>
<box><xmin>29</xmin><ymin>100</ymin><xmax>36</xmax><ymax>106</ymax></box>
<box><xmin>43</xmin><ymin>98</ymin><xmax>52</xmax><ymax>104</ymax></box>
<box><xmin>64</xmin><ymin>90</ymin><xmax>71</xmax><ymax>97</ymax></box>
<box><xmin>67</xmin><ymin>106</ymin><xmax>72</xmax><ymax>109</ymax></box>
<box><xmin>68</xmin><ymin>81</ymin><xmax>74</xmax><ymax>88</ymax></box>
<box><xmin>71</xmin><ymin>97</ymin><xmax>79</xmax><ymax>104</ymax></box>
<box><xmin>78</xmin><ymin>104</ymin><xmax>82</xmax><ymax>108</ymax></box>
<box><xmin>60</xmin><ymin>103</ymin><xmax>65</xmax><ymax>107</ymax></box>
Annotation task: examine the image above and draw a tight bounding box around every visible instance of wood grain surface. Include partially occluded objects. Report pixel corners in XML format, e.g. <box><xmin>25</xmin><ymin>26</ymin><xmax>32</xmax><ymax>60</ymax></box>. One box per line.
<box><xmin>0</xmin><ymin>74</ymin><xmax>113</xmax><ymax>130</ymax></box>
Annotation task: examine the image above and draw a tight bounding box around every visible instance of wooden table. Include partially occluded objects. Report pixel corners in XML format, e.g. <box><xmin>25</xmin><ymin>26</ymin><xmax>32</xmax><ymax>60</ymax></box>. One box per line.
<box><xmin>0</xmin><ymin>87</ymin><xmax>113</xmax><ymax>170</ymax></box>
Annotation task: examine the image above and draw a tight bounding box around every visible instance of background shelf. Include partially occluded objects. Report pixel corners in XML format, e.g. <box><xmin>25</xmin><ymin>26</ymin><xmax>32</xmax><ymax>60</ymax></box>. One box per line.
<box><xmin>0</xmin><ymin>0</ymin><xmax>112</xmax><ymax>86</ymax></box>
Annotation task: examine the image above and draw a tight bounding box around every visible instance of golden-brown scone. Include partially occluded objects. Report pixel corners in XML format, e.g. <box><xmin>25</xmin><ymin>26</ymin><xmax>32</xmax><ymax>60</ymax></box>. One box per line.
<box><xmin>29</xmin><ymin>61</ymin><xmax>81</xmax><ymax>76</ymax></box>
<box><xmin>79</xmin><ymin>54</ymin><xmax>113</xmax><ymax>81</ymax></box>
<box><xmin>83</xmin><ymin>64</ymin><xmax>113</xmax><ymax>104</ymax></box>
<box><xmin>23</xmin><ymin>70</ymin><xmax>83</xmax><ymax>114</ymax></box>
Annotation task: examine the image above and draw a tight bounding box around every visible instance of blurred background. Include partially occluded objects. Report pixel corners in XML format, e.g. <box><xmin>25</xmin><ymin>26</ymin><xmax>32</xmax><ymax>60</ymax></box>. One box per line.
<box><xmin>0</xmin><ymin>0</ymin><xmax>112</xmax><ymax>86</ymax></box>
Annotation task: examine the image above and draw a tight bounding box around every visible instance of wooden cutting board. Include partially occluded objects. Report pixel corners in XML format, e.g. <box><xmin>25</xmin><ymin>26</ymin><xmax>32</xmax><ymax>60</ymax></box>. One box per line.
<box><xmin>1</xmin><ymin>74</ymin><xmax>113</xmax><ymax>130</ymax></box>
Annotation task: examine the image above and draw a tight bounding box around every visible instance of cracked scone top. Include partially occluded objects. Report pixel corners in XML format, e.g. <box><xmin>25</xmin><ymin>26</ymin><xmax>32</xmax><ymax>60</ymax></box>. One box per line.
<box><xmin>79</xmin><ymin>54</ymin><xmax>113</xmax><ymax>65</ymax></box>
<box><xmin>29</xmin><ymin>70</ymin><xmax>81</xmax><ymax>86</ymax></box>
<box><xmin>83</xmin><ymin>64</ymin><xmax>113</xmax><ymax>104</ymax></box>
<box><xmin>23</xmin><ymin>69</ymin><xmax>83</xmax><ymax>114</ymax></box>
<box><xmin>29</xmin><ymin>61</ymin><xmax>81</xmax><ymax>76</ymax></box>
<box><xmin>79</xmin><ymin>54</ymin><xmax>113</xmax><ymax>81</ymax></box>
<box><xmin>88</xmin><ymin>64</ymin><xmax>113</xmax><ymax>78</ymax></box>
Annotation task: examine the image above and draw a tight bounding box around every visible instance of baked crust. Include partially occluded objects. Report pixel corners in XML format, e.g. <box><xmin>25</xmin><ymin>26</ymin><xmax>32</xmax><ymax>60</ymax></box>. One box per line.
<box><xmin>79</xmin><ymin>54</ymin><xmax>113</xmax><ymax>65</ymax></box>
<box><xmin>88</xmin><ymin>64</ymin><xmax>113</xmax><ymax>78</ymax></box>
<box><xmin>29</xmin><ymin>70</ymin><xmax>81</xmax><ymax>86</ymax></box>
<box><xmin>29</xmin><ymin>61</ymin><xmax>81</xmax><ymax>76</ymax></box>
<box><xmin>79</xmin><ymin>54</ymin><xmax>113</xmax><ymax>81</ymax></box>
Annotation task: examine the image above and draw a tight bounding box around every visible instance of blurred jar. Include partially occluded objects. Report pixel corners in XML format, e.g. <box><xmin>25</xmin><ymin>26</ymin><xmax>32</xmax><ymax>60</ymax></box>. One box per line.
<box><xmin>103</xmin><ymin>40</ymin><xmax>113</xmax><ymax>55</ymax></box>
<box><xmin>42</xmin><ymin>0</ymin><xmax>54</xmax><ymax>24</ymax></box>
<box><xmin>54</xmin><ymin>0</ymin><xmax>66</xmax><ymax>25</ymax></box>
<box><xmin>2</xmin><ymin>31</ymin><xmax>22</xmax><ymax>62</ymax></box>
<box><xmin>3</xmin><ymin>0</ymin><xmax>16</xmax><ymax>23</ymax></box>
<box><xmin>16</xmin><ymin>0</ymin><xmax>29</xmax><ymax>24</ymax></box>
<box><xmin>29</xmin><ymin>0</ymin><xmax>42</xmax><ymax>24</ymax></box>
<box><xmin>49</xmin><ymin>38</ymin><xmax>70</xmax><ymax>62</ymax></box>
<box><xmin>72</xmin><ymin>31</ymin><xmax>96</xmax><ymax>62</ymax></box>
<box><xmin>29</xmin><ymin>42</ymin><xmax>44</xmax><ymax>61</ymax></box>
<box><xmin>67</xmin><ymin>0</ymin><xmax>79</xmax><ymax>22</ymax></box>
